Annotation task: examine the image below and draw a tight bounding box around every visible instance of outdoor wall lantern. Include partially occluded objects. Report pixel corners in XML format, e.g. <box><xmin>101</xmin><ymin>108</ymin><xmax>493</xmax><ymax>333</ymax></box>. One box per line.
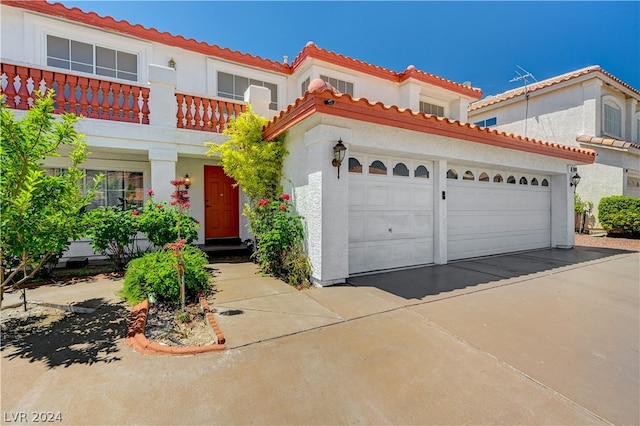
<box><xmin>168</xmin><ymin>57</ymin><xmax>176</xmax><ymax>69</ymax></box>
<box><xmin>332</xmin><ymin>138</ymin><xmax>347</xmax><ymax>179</ymax></box>
<box><xmin>570</xmin><ymin>172</ymin><xmax>581</xmax><ymax>190</ymax></box>
<box><xmin>184</xmin><ymin>173</ymin><xmax>192</xmax><ymax>189</ymax></box>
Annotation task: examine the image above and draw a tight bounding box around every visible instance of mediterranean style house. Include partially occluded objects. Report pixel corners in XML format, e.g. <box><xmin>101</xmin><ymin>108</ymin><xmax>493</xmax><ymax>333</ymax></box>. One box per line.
<box><xmin>469</xmin><ymin>66</ymin><xmax>640</xmax><ymax>228</ymax></box>
<box><xmin>1</xmin><ymin>0</ymin><xmax>596</xmax><ymax>286</ymax></box>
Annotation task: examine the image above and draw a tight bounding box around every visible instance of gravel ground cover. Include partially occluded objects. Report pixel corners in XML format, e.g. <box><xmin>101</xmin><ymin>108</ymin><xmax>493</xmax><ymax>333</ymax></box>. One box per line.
<box><xmin>574</xmin><ymin>233</ymin><xmax>640</xmax><ymax>252</ymax></box>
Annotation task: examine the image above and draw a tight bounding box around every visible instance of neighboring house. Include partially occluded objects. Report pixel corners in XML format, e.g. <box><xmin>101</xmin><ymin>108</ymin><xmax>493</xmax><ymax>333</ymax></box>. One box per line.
<box><xmin>1</xmin><ymin>0</ymin><xmax>595</xmax><ymax>286</ymax></box>
<box><xmin>469</xmin><ymin>66</ymin><xmax>640</xmax><ymax>228</ymax></box>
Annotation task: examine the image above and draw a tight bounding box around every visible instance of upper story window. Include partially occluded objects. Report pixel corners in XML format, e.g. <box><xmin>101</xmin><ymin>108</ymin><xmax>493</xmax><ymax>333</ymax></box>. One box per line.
<box><xmin>301</xmin><ymin>77</ymin><xmax>311</xmax><ymax>95</ymax></box>
<box><xmin>474</xmin><ymin>117</ymin><xmax>497</xmax><ymax>127</ymax></box>
<box><xmin>419</xmin><ymin>101</ymin><xmax>444</xmax><ymax>117</ymax></box>
<box><xmin>320</xmin><ymin>75</ymin><xmax>354</xmax><ymax>96</ymax></box>
<box><xmin>218</xmin><ymin>72</ymin><xmax>278</xmax><ymax>110</ymax></box>
<box><xmin>47</xmin><ymin>35</ymin><xmax>138</xmax><ymax>82</ymax></box>
<box><xmin>603</xmin><ymin>100</ymin><xmax>622</xmax><ymax>138</ymax></box>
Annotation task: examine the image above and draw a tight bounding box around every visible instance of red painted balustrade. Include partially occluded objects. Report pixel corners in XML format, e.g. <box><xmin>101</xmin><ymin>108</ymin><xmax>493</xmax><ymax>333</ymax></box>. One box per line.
<box><xmin>176</xmin><ymin>93</ymin><xmax>245</xmax><ymax>133</ymax></box>
<box><xmin>1</xmin><ymin>63</ymin><xmax>150</xmax><ymax>124</ymax></box>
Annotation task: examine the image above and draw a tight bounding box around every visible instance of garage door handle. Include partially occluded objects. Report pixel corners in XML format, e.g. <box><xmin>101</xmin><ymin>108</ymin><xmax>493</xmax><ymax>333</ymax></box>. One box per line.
<box><xmin>389</xmin><ymin>228</ymin><xmax>392</xmax><ymax>233</ymax></box>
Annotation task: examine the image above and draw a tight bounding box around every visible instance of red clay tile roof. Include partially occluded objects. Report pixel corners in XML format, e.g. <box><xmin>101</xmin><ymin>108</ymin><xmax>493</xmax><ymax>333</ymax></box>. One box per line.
<box><xmin>469</xmin><ymin>65</ymin><xmax>640</xmax><ymax>111</ymax></box>
<box><xmin>4</xmin><ymin>1</ymin><xmax>481</xmax><ymax>99</ymax></box>
<box><xmin>264</xmin><ymin>88</ymin><xmax>596</xmax><ymax>164</ymax></box>
<box><xmin>576</xmin><ymin>135</ymin><xmax>640</xmax><ymax>152</ymax></box>
<box><xmin>290</xmin><ymin>43</ymin><xmax>482</xmax><ymax>99</ymax></box>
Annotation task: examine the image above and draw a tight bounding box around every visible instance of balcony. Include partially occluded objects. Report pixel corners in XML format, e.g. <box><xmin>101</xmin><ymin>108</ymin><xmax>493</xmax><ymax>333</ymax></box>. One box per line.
<box><xmin>0</xmin><ymin>63</ymin><xmax>245</xmax><ymax>133</ymax></box>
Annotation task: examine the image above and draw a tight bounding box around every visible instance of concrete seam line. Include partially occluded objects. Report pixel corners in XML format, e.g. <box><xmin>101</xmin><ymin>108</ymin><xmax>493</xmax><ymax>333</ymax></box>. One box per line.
<box><xmin>426</xmin><ymin>319</ymin><xmax>615</xmax><ymax>425</ymax></box>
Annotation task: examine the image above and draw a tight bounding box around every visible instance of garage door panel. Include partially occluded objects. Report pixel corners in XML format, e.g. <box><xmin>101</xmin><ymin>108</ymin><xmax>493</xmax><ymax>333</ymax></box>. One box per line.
<box><xmin>349</xmin><ymin>167</ymin><xmax>434</xmax><ymax>274</ymax></box>
<box><xmin>448</xmin><ymin>177</ymin><xmax>551</xmax><ymax>261</ymax></box>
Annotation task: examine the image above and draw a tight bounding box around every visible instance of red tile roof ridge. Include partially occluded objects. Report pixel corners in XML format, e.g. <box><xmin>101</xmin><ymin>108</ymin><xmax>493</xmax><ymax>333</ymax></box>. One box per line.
<box><xmin>264</xmin><ymin>89</ymin><xmax>596</xmax><ymax>163</ymax></box>
<box><xmin>470</xmin><ymin>65</ymin><xmax>640</xmax><ymax>111</ymax></box>
<box><xmin>576</xmin><ymin>135</ymin><xmax>640</xmax><ymax>151</ymax></box>
<box><xmin>290</xmin><ymin>42</ymin><xmax>482</xmax><ymax>99</ymax></box>
<box><xmin>4</xmin><ymin>0</ymin><xmax>290</xmax><ymax>73</ymax></box>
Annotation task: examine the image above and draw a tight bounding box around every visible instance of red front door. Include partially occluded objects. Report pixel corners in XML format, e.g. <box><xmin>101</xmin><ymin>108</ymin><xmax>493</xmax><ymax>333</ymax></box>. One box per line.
<box><xmin>204</xmin><ymin>166</ymin><xmax>239</xmax><ymax>238</ymax></box>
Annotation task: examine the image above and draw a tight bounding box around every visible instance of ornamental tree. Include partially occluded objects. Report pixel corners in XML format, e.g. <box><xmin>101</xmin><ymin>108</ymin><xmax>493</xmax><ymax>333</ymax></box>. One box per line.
<box><xmin>1</xmin><ymin>91</ymin><xmax>97</xmax><ymax>306</ymax></box>
<box><xmin>205</xmin><ymin>105</ymin><xmax>287</xmax><ymax>203</ymax></box>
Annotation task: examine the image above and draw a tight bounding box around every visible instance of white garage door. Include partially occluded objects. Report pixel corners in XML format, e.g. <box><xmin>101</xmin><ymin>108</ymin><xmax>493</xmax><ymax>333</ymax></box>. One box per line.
<box><xmin>447</xmin><ymin>167</ymin><xmax>551</xmax><ymax>261</ymax></box>
<box><xmin>349</xmin><ymin>156</ymin><xmax>434</xmax><ymax>274</ymax></box>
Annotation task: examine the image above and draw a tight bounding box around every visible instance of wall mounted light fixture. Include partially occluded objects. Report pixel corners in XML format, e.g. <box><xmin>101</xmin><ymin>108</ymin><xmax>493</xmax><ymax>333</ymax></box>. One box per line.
<box><xmin>570</xmin><ymin>172</ymin><xmax>581</xmax><ymax>191</ymax></box>
<box><xmin>184</xmin><ymin>173</ymin><xmax>191</xmax><ymax>189</ymax></box>
<box><xmin>168</xmin><ymin>57</ymin><xmax>176</xmax><ymax>69</ymax></box>
<box><xmin>332</xmin><ymin>138</ymin><xmax>347</xmax><ymax>179</ymax></box>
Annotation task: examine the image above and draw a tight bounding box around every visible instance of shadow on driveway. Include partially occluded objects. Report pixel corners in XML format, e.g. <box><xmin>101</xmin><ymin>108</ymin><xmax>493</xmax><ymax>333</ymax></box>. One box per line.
<box><xmin>347</xmin><ymin>247</ymin><xmax>633</xmax><ymax>300</ymax></box>
<box><xmin>1</xmin><ymin>298</ymin><xmax>128</xmax><ymax>369</ymax></box>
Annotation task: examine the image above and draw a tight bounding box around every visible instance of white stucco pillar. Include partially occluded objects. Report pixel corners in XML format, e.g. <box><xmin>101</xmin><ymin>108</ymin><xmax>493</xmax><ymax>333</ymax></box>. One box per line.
<box><xmin>303</xmin><ymin>125</ymin><xmax>351</xmax><ymax>286</ymax></box>
<box><xmin>433</xmin><ymin>159</ymin><xmax>448</xmax><ymax>264</ymax></box>
<box><xmin>551</xmin><ymin>168</ymin><xmax>575</xmax><ymax>249</ymax></box>
<box><xmin>582</xmin><ymin>79</ymin><xmax>603</xmax><ymax>137</ymax></box>
<box><xmin>245</xmin><ymin>85</ymin><xmax>271</xmax><ymax>119</ymax></box>
<box><xmin>625</xmin><ymin>98</ymin><xmax>637</xmax><ymax>143</ymax></box>
<box><xmin>148</xmin><ymin>64</ymin><xmax>177</xmax><ymax>128</ymax></box>
<box><xmin>148</xmin><ymin>147</ymin><xmax>177</xmax><ymax>202</ymax></box>
<box><xmin>398</xmin><ymin>81</ymin><xmax>421</xmax><ymax>111</ymax></box>
<box><xmin>449</xmin><ymin>98</ymin><xmax>470</xmax><ymax>122</ymax></box>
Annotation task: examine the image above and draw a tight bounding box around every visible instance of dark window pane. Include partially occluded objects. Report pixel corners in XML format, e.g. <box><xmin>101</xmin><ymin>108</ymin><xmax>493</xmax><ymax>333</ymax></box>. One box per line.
<box><xmin>393</xmin><ymin>163</ymin><xmax>409</xmax><ymax>177</ymax></box>
<box><xmin>47</xmin><ymin>35</ymin><xmax>69</xmax><ymax>60</ymax></box>
<box><xmin>479</xmin><ymin>172</ymin><xmax>490</xmax><ymax>182</ymax></box>
<box><xmin>369</xmin><ymin>160</ymin><xmax>387</xmax><ymax>175</ymax></box>
<box><xmin>493</xmin><ymin>174</ymin><xmax>503</xmax><ymax>183</ymax></box>
<box><xmin>96</xmin><ymin>46</ymin><xmax>116</xmax><ymax>68</ymax></box>
<box><xmin>531</xmin><ymin>178</ymin><xmax>539</xmax><ymax>186</ymax></box>
<box><xmin>415</xmin><ymin>165</ymin><xmax>429</xmax><ymax>178</ymax></box>
<box><xmin>71</xmin><ymin>40</ymin><xmax>93</xmax><ymax>65</ymax></box>
<box><xmin>447</xmin><ymin>169</ymin><xmax>458</xmax><ymax>179</ymax></box>
<box><xmin>218</xmin><ymin>72</ymin><xmax>234</xmax><ymax>97</ymax></box>
<box><xmin>348</xmin><ymin>157</ymin><xmax>362</xmax><ymax>173</ymax></box>
<box><xmin>463</xmin><ymin>170</ymin><xmax>474</xmax><ymax>180</ymax></box>
<box><xmin>47</xmin><ymin>58</ymin><xmax>70</xmax><ymax>69</ymax></box>
<box><xmin>507</xmin><ymin>176</ymin><xmax>516</xmax><ymax>184</ymax></box>
<box><xmin>117</xmin><ymin>51</ymin><xmax>137</xmax><ymax>74</ymax></box>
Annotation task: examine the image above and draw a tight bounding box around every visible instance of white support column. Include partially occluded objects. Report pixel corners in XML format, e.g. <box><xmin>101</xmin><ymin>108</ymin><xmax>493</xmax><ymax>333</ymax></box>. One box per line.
<box><xmin>245</xmin><ymin>85</ymin><xmax>271</xmax><ymax>119</ymax></box>
<box><xmin>148</xmin><ymin>147</ymin><xmax>177</xmax><ymax>202</ymax></box>
<box><xmin>433</xmin><ymin>159</ymin><xmax>448</xmax><ymax>264</ymax></box>
<box><xmin>625</xmin><ymin>98</ymin><xmax>637</xmax><ymax>142</ymax></box>
<box><xmin>303</xmin><ymin>124</ymin><xmax>351</xmax><ymax>286</ymax></box>
<box><xmin>582</xmin><ymin>79</ymin><xmax>603</xmax><ymax>137</ymax></box>
<box><xmin>398</xmin><ymin>80</ymin><xmax>421</xmax><ymax>111</ymax></box>
<box><xmin>449</xmin><ymin>98</ymin><xmax>470</xmax><ymax>122</ymax></box>
<box><xmin>551</xmin><ymin>167</ymin><xmax>574</xmax><ymax>249</ymax></box>
<box><xmin>148</xmin><ymin>64</ymin><xmax>177</xmax><ymax>128</ymax></box>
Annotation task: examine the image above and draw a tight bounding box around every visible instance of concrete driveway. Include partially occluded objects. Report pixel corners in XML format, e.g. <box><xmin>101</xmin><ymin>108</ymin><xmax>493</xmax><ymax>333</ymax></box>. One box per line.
<box><xmin>1</xmin><ymin>247</ymin><xmax>638</xmax><ymax>425</ymax></box>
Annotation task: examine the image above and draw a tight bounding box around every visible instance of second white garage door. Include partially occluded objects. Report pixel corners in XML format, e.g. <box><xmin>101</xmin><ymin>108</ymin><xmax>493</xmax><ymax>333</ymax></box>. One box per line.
<box><xmin>348</xmin><ymin>156</ymin><xmax>434</xmax><ymax>274</ymax></box>
<box><xmin>447</xmin><ymin>166</ymin><xmax>551</xmax><ymax>261</ymax></box>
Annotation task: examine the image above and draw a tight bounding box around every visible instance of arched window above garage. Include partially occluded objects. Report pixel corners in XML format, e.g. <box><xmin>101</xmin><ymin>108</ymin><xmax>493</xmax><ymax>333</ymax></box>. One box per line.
<box><xmin>493</xmin><ymin>174</ymin><xmax>503</xmax><ymax>183</ymax></box>
<box><xmin>415</xmin><ymin>165</ymin><xmax>430</xmax><ymax>179</ymax></box>
<box><xmin>531</xmin><ymin>178</ymin><xmax>539</xmax><ymax>186</ymax></box>
<box><xmin>447</xmin><ymin>169</ymin><xmax>458</xmax><ymax>179</ymax></box>
<box><xmin>393</xmin><ymin>163</ymin><xmax>409</xmax><ymax>177</ymax></box>
<box><xmin>479</xmin><ymin>172</ymin><xmax>490</xmax><ymax>182</ymax></box>
<box><xmin>463</xmin><ymin>170</ymin><xmax>474</xmax><ymax>181</ymax></box>
<box><xmin>369</xmin><ymin>160</ymin><xmax>387</xmax><ymax>175</ymax></box>
<box><xmin>519</xmin><ymin>177</ymin><xmax>528</xmax><ymax>185</ymax></box>
<box><xmin>507</xmin><ymin>175</ymin><xmax>516</xmax><ymax>184</ymax></box>
<box><xmin>541</xmin><ymin>179</ymin><xmax>549</xmax><ymax>186</ymax></box>
<box><xmin>348</xmin><ymin>157</ymin><xmax>362</xmax><ymax>173</ymax></box>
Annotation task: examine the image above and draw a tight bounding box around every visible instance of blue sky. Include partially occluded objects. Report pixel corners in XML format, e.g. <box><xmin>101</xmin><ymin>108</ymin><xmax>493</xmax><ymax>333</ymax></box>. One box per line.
<box><xmin>58</xmin><ymin>1</ymin><xmax>639</xmax><ymax>97</ymax></box>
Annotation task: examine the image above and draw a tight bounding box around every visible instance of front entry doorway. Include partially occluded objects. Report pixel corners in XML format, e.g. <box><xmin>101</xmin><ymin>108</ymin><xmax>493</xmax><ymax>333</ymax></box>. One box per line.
<box><xmin>204</xmin><ymin>166</ymin><xmax>239</xmax><ymax>239</ymax></box>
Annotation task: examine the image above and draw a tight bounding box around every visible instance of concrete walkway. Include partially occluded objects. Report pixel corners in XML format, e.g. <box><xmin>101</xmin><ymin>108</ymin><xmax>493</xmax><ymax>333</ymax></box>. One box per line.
<box><xmin>1</xmin><ymin>247</ymin><xmax>638</xmax><ymax>425</ymax></box>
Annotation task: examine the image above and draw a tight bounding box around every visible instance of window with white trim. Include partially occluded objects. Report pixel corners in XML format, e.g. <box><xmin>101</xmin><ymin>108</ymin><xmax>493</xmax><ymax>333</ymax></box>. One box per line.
<box><xmin>603</xmin><ymin>102</ymin><xmax>622</xmax><ymax>138</ymax></box>
<box><xmin>47</xmin><ymin>35</ymin><xmax>138</xmax><ymax>81</ymax></box>
<box><xmin>419</xmin><ymin>101</ymin><xmax>444</xmax><ymax>117</ymax></box>
<box><xmin>320</xmin><ymin>75</ymin><xmax>354</xmax><ymax>95</ymax></box>
<box><xmin>217</xmin><ymin>72</ymin><xmax>278</xmax><ymax>110</ymax></box>
<box><xmin>474</xmin><ymin>117</ymin><xmax>497</xmax><ymax>127</ymax></box>
<box><xmin>301</xmin><ymin>77</ymin><xmax>310</xmax><ymax>95</ymax></box>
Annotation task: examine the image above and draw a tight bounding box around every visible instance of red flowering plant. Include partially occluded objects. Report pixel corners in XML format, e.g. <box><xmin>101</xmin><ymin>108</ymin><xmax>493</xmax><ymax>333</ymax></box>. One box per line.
<box><xmin>136</xmin><ymin>186</ymin><xmax>199</xmax><ymax>248</ymax></box>
<box><xmin>250</xmin><ymin>193</ymin><xmax>310</xmax><ymax>285</ymax></box>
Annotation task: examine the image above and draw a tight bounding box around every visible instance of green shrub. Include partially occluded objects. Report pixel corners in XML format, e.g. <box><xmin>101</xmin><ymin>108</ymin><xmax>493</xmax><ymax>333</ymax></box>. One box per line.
<box><xmin>251</xmin><ymin>194</ymin><xmax>310</xmax><ymax>285</ymax></box>
<box><xmin>598</xmin><ymin>196</ymin><xmax>640</xmax><ymax>236</ymax></box>
<box><xmin>85</xmin><ymin>206</ymin><xmax>142</xmax><ymax>270</ymax></box>
<box><xmin>136</xmin><ymin>198</ymin><xmax>199</xmax><ymax>247</ymax></box>
<box><xmin>121</xmin><ymin>245</ymin><xmax>210</xmax><ymax>305</ymax></box>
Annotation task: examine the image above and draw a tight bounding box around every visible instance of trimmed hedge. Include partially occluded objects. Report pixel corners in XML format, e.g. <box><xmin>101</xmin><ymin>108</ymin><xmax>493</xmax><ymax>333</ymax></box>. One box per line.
<box><xmin>598</xmin><ymin>196</ymin><xmax>640</xmax><ymax>236</ymax></box>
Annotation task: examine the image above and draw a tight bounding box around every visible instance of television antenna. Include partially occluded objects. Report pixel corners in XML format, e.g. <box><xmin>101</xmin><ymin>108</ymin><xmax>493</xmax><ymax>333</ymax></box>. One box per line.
<box><xmin>509</xmin><ymin>66</ymin><xmax>537</xmax><ymax>136</ymax></box>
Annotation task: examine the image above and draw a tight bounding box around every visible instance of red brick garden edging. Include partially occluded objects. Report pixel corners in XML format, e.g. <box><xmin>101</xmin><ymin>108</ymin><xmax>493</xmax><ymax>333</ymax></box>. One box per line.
<box><xmin>125</xmin><ymin>293</ymin><xmax>225</xmax><ymax>355</ymax></box>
